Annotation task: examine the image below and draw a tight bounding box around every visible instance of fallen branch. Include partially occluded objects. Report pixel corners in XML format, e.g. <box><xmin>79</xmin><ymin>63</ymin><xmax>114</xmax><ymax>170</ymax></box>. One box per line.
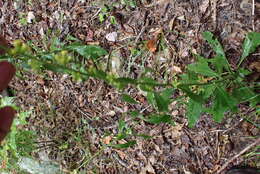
<box><xmin>215</xmin><ymin>137</ymin><xmax>260</xmax><ymax>174</ymax></box>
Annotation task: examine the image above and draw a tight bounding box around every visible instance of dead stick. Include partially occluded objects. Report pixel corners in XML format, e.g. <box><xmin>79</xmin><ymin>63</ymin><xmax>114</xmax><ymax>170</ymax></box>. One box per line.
<box><xmin>215</xmin><ymin>137</ymin><xmax>260</xmax><ymax>174</ymax></box>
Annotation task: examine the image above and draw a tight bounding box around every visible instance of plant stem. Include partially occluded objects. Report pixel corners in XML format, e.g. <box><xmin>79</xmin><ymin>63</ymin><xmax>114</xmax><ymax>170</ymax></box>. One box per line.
<box><xmin>178</xmin><ymin>75</ymin><xmax>234</xmax><ymax>87</ymax></box>
<box><xmin>13</xmin><ymin>53</ymin><xmax>235</xmax><ymax>89</ymax></box>
<box><xmin>77</xmin><ymin>145</ymin><xmax>106</xmax><ymax>170</ymax></box>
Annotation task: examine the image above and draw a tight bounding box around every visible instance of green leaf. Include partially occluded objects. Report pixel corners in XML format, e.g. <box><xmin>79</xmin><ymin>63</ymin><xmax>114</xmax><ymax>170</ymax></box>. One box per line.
<box><xmin>187</xmin><ymin>99</ymin><xmax>203</xmax><ymax>127</ymax></box>
<box><xmin>139</xmin><ymin>77</ymin><xmax>159</xmax><ymax>86</ymax></box>
<box><xmin>118</xmin><ymin>120</ymin><xmax>126</xmax><ymax>132</ymax></box>
<box><xmin>135</xmin><ymin>134</ymin><xmax>153</xmax><ymax>139</ymax></box>
<box><xmin>154</xmin><ymin>88</ymin><xmax>174</xmax><ymax>112</ymax></box>
<box><xmin>91</xmin><ymin>69</ymin><xmax>107</xmax><ymax>80</ymax></box>
<box><xmin>139</xmin><ymin>84</ymin><xmax>154</xmax><ymax>92</ymax></box>
<box><xmin>161</xmin><ymin>88</ymin><xmax>175</xmax><ymax>99</ymax></box>
<box><xmin>202</xmin><ymin>31</ymin><xmax>230</xmax><ymax>72</ymax></box>
<box><xmin>178</xmin><ymin>85</ymin><xmax>204</xmax><ymax>104</ymax></box>
<box><xmin>114</xmin><ymin>77</ymin><xmax>137</xmax><ymax>85</ymax></box>
<box><xmin>239</xmin><ymin>32</ymin><xmax>260</xmax><ymax>67</ymax></box>
<box><xmin>188</xmin><ymin>57</ymin><xmax>218</xmax><ymax>77</ymax></box>
<box><xmin>202</xmin><ymin>84</ymin><xmax>216</xmax><ymax>100</ymax></box>
<box><xmin>208</xmin><ymin>55</ymin><xmax>229</xmax><ymax>74</ymax></box>
<box><xmin>202</xmin><ymin>31</ymin><xmax>226</xmax><ymax>58</ymax></box>
<box><xmin>67</xmin><ymin>44</ymin><xmax>108</xmax><ymax>59</ymax></box>
<box><xmin>146</xmin><ymin>92</ymin><xmax>156</xmax><ymax>106</ymax></box>
<box><xmin>232</xmin><ymin>87</ymin><xmax>260</xmax><ymax>106</ymax></box>
<box><xmin>43</xmin><ymin>64</ymin><xmax>70</xmax><ymax>74</ymax></box>
<box><xmin>154</xmin><ymin>93</ymin><xmax>168</xmax><ymax>112</ymax></box>
<box><xmin>179</xmin><ymin>70</ymin><xmax>199</xmax><ymax>86</ymax></box>
<box><xmin>122</xmin><ymin>94</ymin><xmax>138</xmax><ymax>104</ymax></box>
<box><xmin>116</xmin><ymin>133</ymin><xmax>127</xmax><ymax>140</ymax></box>
<box><xmin>145</xmin><ymin>114</ymin><xmax>172</xmax><ymax>124</ymax></box>
<box><xmin>210</xmin><ymin>86</ymin><xmax>237</xmax><ymax>122</ymax></box>
<box><xmin>111</xmin><ymin>140</ymin><xmax>136</xmax><ymax>148</ymax></box>
<box><xmin>129</xmin><ymin>111</ymin><xmax>140</xmax><ymax>118</ymax></box>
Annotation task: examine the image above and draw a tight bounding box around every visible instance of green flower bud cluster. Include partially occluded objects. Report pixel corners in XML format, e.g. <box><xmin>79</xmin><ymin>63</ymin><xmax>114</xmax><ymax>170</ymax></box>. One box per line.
<box><xmin>9</xmin><ymin>40</ymin><xmax>31</xmax><ymax>55</ymax></box>
<box><xmin>28</xmin><ymin>59</ymin><xmax>41</xmax><ymax>70</ymax></box>
<box><xmin>54</xmin><ymin>50</ymin><xmax>72</xmax><ymax>65</ymax></box>
<box><xmin>71</xmin><ymin>72</ymin><xmax>82</xmax><ymax>82</ymax></box>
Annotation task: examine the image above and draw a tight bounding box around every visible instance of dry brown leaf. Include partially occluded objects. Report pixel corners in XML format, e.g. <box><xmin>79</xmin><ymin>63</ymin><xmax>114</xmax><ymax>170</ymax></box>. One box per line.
<box><xmin>249</xmin><ymin>61</ymin><xmax>260</xmax><ymax>72</ymax></box>
<box><xmin>140</xmin><ymin>162</ymin><xmax>155</xmax><ymax>174</ymax></box>
<box><xmin>103</xmin><ymin>136</ymin><xmax>112</xmax><ymax>144</ymax></box>
<box><xmin>36</xmin><ymin>77</ymin><xmax>45</xmax><ymax>85</ymax></box>
<box><xmin>146</xmin><ymin>39</ymin><xmax>157</xmax><ymax>53</ymax></box>
<box><xmin>200</xmin><ymin>0</ymin><xmax>210</xmax><ymax>13</ymax></box>
<box><xmin>172</xmin><ymin>65</ymin><xmax>182</xmax><ymax>73</ymax></box>
<box><xmin>114</xmin><ymin>149</ymin><xmax>127</xmax><ymax>160</ymax></box>
<box><xmin>164</xmin><ymin>123</ymin><xmax>184</xmax><ymax>139</ymax></box>
<box><xmin>146</xmin><ymin>28</ymin><xmax>163</xmax><ymax>53</ymax></box>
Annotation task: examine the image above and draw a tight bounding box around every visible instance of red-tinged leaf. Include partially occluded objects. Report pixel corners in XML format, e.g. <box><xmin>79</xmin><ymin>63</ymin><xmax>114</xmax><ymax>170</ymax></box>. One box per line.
<box><xmin>146</xmin><ymin>39</ymin><xmax>157</xmax><ymax>53</ymax></box>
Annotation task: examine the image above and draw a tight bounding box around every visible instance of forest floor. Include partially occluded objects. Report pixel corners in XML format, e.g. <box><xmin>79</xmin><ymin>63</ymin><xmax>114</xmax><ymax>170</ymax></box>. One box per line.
<box><xmin>1</xmin><ymin>0</ymin><xmax>259</xmax><ymax>174</ymax></box>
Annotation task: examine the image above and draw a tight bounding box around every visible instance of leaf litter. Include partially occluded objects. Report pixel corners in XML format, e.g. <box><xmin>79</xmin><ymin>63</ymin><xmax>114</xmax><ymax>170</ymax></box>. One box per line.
<box><xmin>1</xmin><ymin>0</ymin><xmax>259</xmax><ymax>173</ymax></box>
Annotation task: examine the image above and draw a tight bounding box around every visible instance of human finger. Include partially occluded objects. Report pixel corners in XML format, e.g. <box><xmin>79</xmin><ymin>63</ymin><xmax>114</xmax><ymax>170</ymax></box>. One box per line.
<box><xmin>0</xmin><ymin>106</ymin><xmax>16</xmax><ymax>142</ymax></box>
<box><xmin>0</xmin><ymin>61</ymin><xmax>16</xmax><ymax>92</ymax></box>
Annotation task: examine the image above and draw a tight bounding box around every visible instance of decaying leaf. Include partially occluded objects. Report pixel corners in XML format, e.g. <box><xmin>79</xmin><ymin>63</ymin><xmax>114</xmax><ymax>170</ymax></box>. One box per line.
<box><xmin>140</xmin><ymin>162</ymin><xmax>155</xmax><ymax>174</ymax></box>
<box><xmin>249</xmin><ymin>61</ymin><xmax>260</xmax><ymax>72</ymax></box>
<box><xmin>146</xmin><ymin>39</ymin><xmax>157</xmax><ymax>53</ymax></box>
<box><xmin>146</xmin><ymin>28</ymin><xmax>163</xmax><ymax>53</ymax></box>
<box><xmin>103</xmin><ymin>136</ymin><xmax>112</xmax><ymax>144</ymax></box>
<box><xmin>27</xmin><ymin>11</ymin><xmax>35</xmax><ymax>23</ymax></box>
<box><xmin>172</xmin><ymin>65</ymin><xmax>182</xmax><ymax>73</ymax></box>
<box><xmin>200</xmin><ymin>0</ymin><xmax>210</xmax><ymax>13</ymax></box>
<box><xmin>105</xmin><ymin>32</ymin><xmax>118</xmax><ymax>42</ymax></box>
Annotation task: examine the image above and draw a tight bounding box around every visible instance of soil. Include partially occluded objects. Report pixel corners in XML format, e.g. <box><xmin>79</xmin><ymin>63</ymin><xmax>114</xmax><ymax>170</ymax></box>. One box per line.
<box><xmin>1</xmin><ymin>0</ymin><xmax>259</xmax><ymax>174</ymax></box>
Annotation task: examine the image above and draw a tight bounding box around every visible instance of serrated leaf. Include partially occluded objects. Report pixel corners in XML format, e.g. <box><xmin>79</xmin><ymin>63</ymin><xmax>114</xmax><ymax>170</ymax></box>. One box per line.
<box><xmin>43</xmin><ymin>64</ymin><xmax>70</xmax><ymax>74</ymax></box>
<box><xmin>179</xmin><ymin>70</ymin><xmax>199</xmax><ymax>84</ymax></box>
<box><xmin>187</xmin><ymin>99</ymin><xmax>203</xmax><ymax>127</ymax></box>
<box><xmin>67</xmin><ymin>44</ymin><xmax>107</xmax><ymax>59</ymax></box>
<box><xmin>161</xmin><ymin>88</ymin><xmax>175</xmax><ymax>99</ymax></box>
<box><xmin>138</xmin><ymin>76</ymin><xmax>158</xmax><ymax>92</ymax></box>
<box><xmin>232</xmin><ymin>87</ymin><xmax>260</xmax><ymax>106</ymax></box>
<box><xmin>188</xmin><ymin>57</ymin><xmax>218</xmax><ymax>77</ymax></box>
<box><xmin>239</xmin><ymin>32</ymin><xmax>260</xmax><ymax>67</ymax></box>
<box><xmin>122</xmin><ymin>94</ymin><xmax>138</xmax><ymax>104</ymax></box>
<box><xmin>91</xmin><ymin>69</ymin><xmax>107</xmax><ymax>80</ymax></box>
<box><xmin>202</xmin><ymin>31</ymin><xmax>226</xmax><ymax>58</ymax></box>
<box><xmin>202</xmin><ymin>31</ymin><xmax>230</xmax><ymax>72</ymax></box>
<box><xmin>145</xmin><ymin>114</ymin><xmax>172</xmax><ymax>124</ymax></box>
<box><xmin>114</xmin><ymin>77</ymin><xmax>137</xmax><ymax>85</ymax></box>
<box><xmin>202</xmin><ymin>84</ymin><xmax>216</xmax><ymax>99</ymax></box>
<box><xmin>139</xmin><ymin>77</ymin><xmax>159</xmax><ymax>86</ymax></box>
<box><xmin>154</xmin><ymin>88</ymin><xmax>174</xmax><ymax>112</ymax></box>
<box><xmin>178</xmin><ymin>85</ymin><xmax>204</xmax><ymax>104</ymax></box>
<box><xmin>139</xmin><ymin>84</ymin><xmax>154</xmax><ymax>92</ymax></box>
<box><xmin>154</xmin><ymin>92</ymin><xmax>168</xmax><ymax>112</ymax></box>
<box><xmin>208</xmin><ymin>55</ymin><xmax>229</xmax><ymax>74</ymax></box>
<box><xmin>210</xmin><ymin>86</ymin><xmax>237</xmax><ymax>122</ymax></box>
<box><xmin>111</xmin><ymin>140</ymin><xmax>136</xmax><ymax>148</ymax></box>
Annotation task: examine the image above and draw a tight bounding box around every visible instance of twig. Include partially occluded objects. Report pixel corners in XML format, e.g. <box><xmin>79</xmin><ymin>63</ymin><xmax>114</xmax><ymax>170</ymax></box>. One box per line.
<box><xmin>252</xmin><ymin>0</ymin><xmax>255</xmax><ymax>31</ymax></box>
<box><xmin>223</xmin><ymin>118</ymin><xmax>244</xmax><ymax>134</ymax></box>
<box><xmin>77</xmin><ymin>145</ymin><xmax>106</xmax><ymax>169</ymax></box>
<box><xmin>212</xmin><ymin>0</ymin><xmax>218</xmax><ymax>30</ymax></box>
<box><xmin>135</xmin><ymin>26</ymin><xmax>146</xmax><ymax>43</ymax></box>
<box><xmin>215</xmin><ymin>137</ymin><xmax>260</xmax><ymax>174</ymax></box>
<box><xmin>91</xmin><ymin>8</ymin><xmax>101</xmax><ymax>20</ymax></box>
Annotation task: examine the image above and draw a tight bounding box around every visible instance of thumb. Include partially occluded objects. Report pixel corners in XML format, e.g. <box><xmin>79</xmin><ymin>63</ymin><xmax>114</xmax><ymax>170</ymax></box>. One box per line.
<box><xmin>0</xmin><ymin>106</ymin><xmax>16</xmax><ymax>142</ymax></box>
